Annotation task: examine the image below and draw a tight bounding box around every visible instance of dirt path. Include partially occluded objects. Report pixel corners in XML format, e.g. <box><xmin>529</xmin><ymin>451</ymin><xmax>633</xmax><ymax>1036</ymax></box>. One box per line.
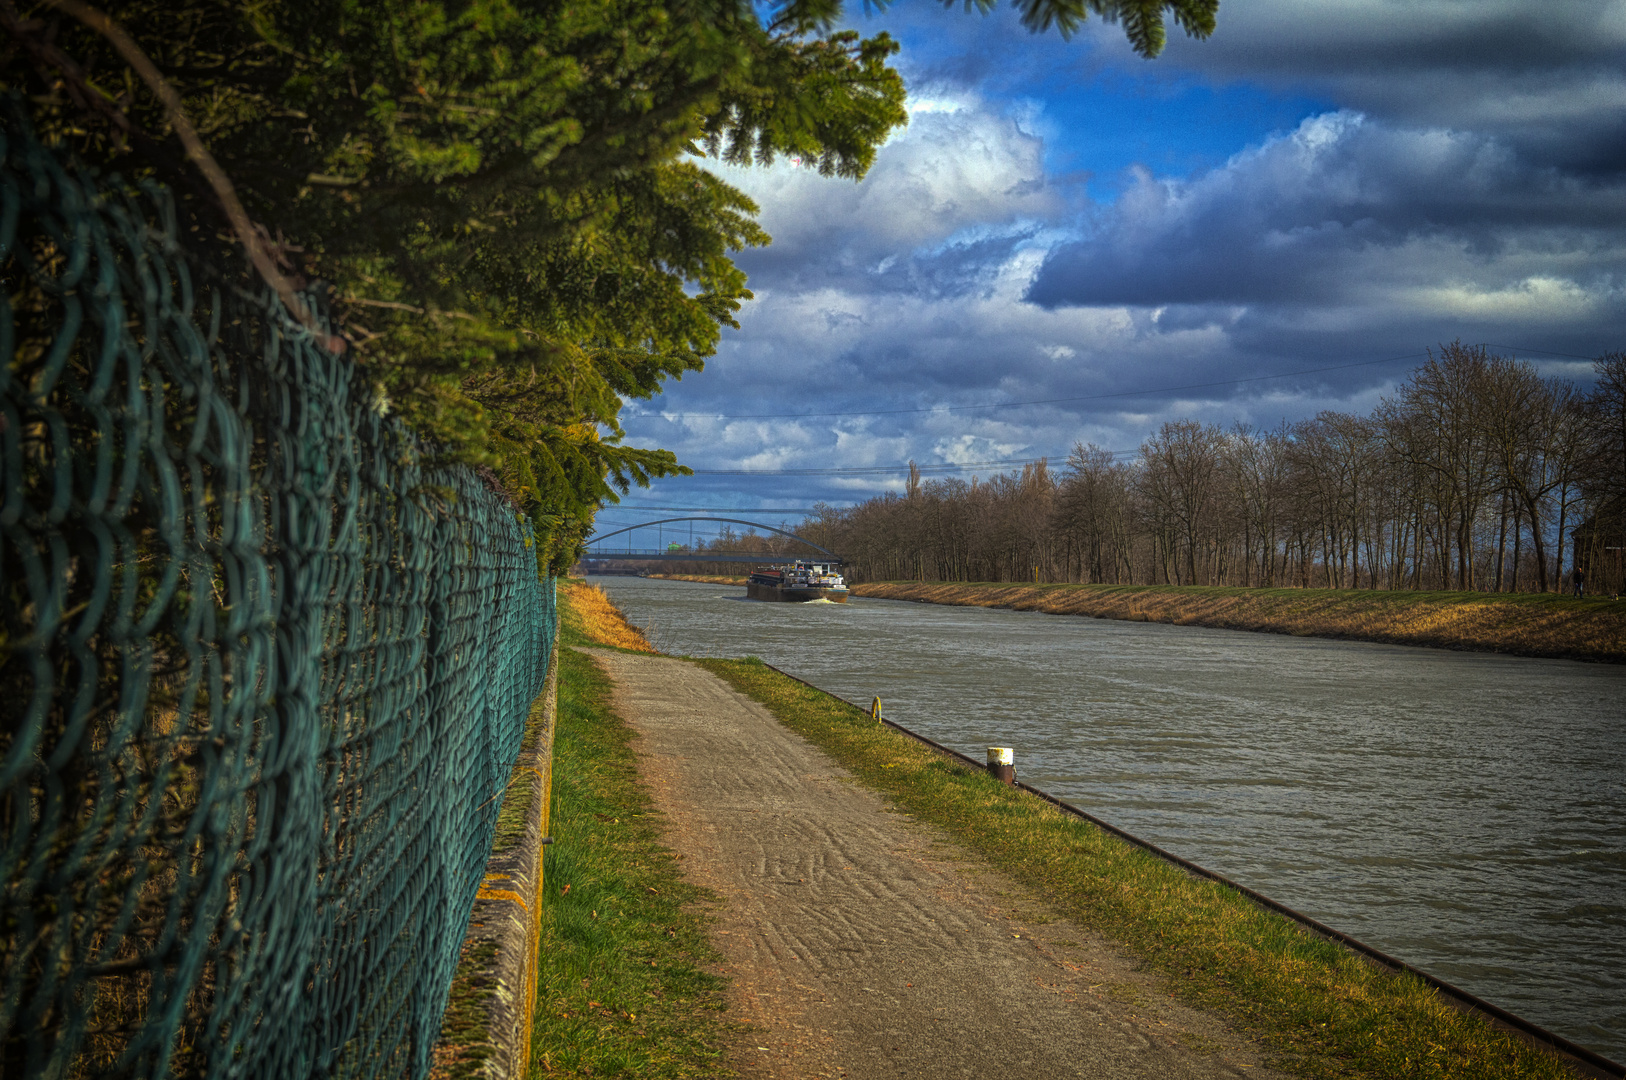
<box><xmin>582</xmin><ymin>649</ymin><xmax>1286</xmax><ymax>1080</ymax></box>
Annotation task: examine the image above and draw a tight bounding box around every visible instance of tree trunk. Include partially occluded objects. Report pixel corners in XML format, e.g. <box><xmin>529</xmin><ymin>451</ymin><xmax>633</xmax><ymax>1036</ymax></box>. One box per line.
<box><xmin>1521</xmin><ymin>490</ymin><xmax>1549</xmax><ymax>593</ymax></box>
<box><xmin>1502</xmin><ymin>504</ymin><xmax>1515</xmax><ymax>595</ymax></box>
<box><xmin>1494</xmin><ymin>489</ymin><xmax>1508</xmax><ymax>592</ymax></box>
<box><xmin>1553</xmin><ymin>483</ymin><xmax>1570</xmax><ymax>591</ymax></box>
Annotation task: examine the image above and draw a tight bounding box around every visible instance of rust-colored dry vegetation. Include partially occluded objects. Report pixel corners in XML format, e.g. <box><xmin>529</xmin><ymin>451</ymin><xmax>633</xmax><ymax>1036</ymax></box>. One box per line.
<box><xmin>645</xmin><ymin>573</ymin><xmax>747</xmax><ymax>586</ymax></box>
<box><xmin>559</xmin><ymin>580</ymin><xmax>658</xmax><ymax>651</ymax></box>
<box><xmin>850</xmin><ymin>582</ymin><xmax>1626</xmax><ymax>663</ymax></box>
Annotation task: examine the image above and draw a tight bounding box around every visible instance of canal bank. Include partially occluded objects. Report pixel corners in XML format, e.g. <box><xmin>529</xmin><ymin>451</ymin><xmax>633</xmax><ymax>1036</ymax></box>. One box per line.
<box><xmin>595</xmin><ymin>575</ymin><xmax>1626</xmax><ymax>1062</ymax></box>
<box><xmin>646</xmin><ymin>576</ymin><xmax>1626</xmax><ymax>663</ymax></box>
<box><xmin>694</xmin><ymin>656</ymin><xmax>1612</xmax><ymax>1080</ymax></box>
<box><xmin>547</xmin><ymin>577</ymin><xmax>1610</xmax><ymax>1078</ymax></box>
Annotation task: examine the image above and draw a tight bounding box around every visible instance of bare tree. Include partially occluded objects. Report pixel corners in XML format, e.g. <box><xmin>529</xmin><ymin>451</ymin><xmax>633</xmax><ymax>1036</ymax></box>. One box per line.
<box><xmin>812</xmin><ymin>345</ymin><xmax>1620</xmax><ymax>595</ymax></box>
<box><xmin>1139</xmin><ymin>421</ymin><xmax>1225</xmax><ymax>584</ymax></box>
<box><xmin>1056</xmin><ymin>444</ymin><xmax>1133</xmax><ymax>583</ymax></box>
<box><xmin>1476</xmin><ymin>356</ymin><xmax>1583</xmax><ymax>591</ymax></box>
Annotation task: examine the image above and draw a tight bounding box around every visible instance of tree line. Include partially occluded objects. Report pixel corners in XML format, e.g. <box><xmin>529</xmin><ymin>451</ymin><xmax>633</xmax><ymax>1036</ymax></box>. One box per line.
<box><xmin>685</xmin><ymin>345</ymin><xmax>1626</xmax><ymax>596</ymax></box>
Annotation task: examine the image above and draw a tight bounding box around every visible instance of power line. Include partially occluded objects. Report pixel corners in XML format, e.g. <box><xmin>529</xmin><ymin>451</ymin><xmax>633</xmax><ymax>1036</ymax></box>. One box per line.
<box><xmin>597</xmin><ymin>450</ymin><xmax>1140</xmax><ymax>490</ymax></box>
<box><xmin>626</xmin><ymin>342</ymin><xmax>1604</xmax><ymax>424</ymax></box>
<box><xmin>588</xmin><ymin>342</ymin><xmax>1606</xmax><ymax>507</ymax></box>
<box><xmin>627</xmin><ymin>350</ymin><xmax>1431</xmax><ymax>421</ymax></box>
<box><xmin>1480</xmin><ymin>344</ymin><xmax>1606</xmax><ymax>362</ymax></box>
<box><xmin>596</xmin><ymin>504</ymin><xmax>830</xmax><ymax>514</ymax></box>
<box><xmin>688</xmin><ymin>456</ymin><xmax>1047</xmax><ymax>476</ymax></box>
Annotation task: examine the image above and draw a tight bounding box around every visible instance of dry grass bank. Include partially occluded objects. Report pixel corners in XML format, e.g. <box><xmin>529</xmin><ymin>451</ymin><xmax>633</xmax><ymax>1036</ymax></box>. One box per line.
<box><xmin>559</xmin><ymin>580</ymin><xmax>657</xmax><ymax>651</ymax></box>
<box><xmin>644</xmin><ymin>573</ymin><xmax>747</xmax><ymax>586</ymax></box>
<box><xmin>850</xmin><ymin>582</ymin><xmax>1626</xmax><ymax>663</ymax></box>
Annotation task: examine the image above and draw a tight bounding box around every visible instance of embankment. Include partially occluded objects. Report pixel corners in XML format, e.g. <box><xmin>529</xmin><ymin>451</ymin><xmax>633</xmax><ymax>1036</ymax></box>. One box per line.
<box><xmin>560</xmin><ymin>578</ymin><xmax>657</xmax><ymax>651</ymax></box>
<box><xmin>559</xmin><ymin>584</ymin><xmax>1615</xmax><ymax>1078</ymax></box>
<box><xmin>847</xmin><ymin>582</ymin><xmax>1626</xmax><ymax>664</ymax></box>
<box><xmin>645</xmin><ymin>573</ymin><xmax>747</xmax><ymax>586</ymax></box>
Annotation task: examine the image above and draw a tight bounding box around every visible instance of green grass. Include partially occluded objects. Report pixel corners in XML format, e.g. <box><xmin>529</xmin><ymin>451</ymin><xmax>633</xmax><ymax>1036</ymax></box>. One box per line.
<box><xmin>697</xmin><ymin>656</ymin><xmax>1585</xmax><ymax>1080</ymax></box>
<box><xmin>527</xmin><ymin>647</ymin><xmax>736</xmax><ymax>1078</ymax></box>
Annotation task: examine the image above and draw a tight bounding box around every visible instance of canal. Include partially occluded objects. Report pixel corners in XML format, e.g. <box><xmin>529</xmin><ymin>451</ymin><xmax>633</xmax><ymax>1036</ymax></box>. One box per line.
<box><xmin>590</xmin><ymin>575</ymin><xmax>1626</xmax><ymax>1062</ymax></box>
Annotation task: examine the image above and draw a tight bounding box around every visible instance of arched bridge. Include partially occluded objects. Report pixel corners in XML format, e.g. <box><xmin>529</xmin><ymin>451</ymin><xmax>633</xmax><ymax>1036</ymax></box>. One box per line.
<box><xmin>582</xmin><ymin>516</ymin><xmax>842</xmax><ymax>565</ymax></box>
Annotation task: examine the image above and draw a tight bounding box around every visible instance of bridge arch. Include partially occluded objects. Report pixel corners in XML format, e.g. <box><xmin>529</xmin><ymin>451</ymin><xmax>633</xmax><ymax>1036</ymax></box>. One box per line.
<box><xmin>585</xmin><ymin>516</ymin><xmax>842</xmax><ymax>562</ymax></box>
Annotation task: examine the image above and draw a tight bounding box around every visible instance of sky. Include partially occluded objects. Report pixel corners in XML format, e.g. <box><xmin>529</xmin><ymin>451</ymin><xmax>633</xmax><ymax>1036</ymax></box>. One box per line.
<box><xmin>593</xmin><ymin>0</ymin><xmax>1626</xmax><ymax>547</ymax></box>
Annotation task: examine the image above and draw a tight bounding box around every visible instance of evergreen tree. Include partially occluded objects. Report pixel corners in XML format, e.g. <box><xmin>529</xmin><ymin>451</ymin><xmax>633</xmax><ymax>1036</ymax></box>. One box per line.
<box><xmin>2</xmin><ymin>0</ymin><xmax>1216</xmax><ymax>568</ymax></box>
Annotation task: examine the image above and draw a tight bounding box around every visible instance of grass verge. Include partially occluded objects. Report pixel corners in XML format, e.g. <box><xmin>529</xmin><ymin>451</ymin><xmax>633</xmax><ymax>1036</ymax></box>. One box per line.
<box><xmin>850</xmin><ymin>581</ymin><xmax>1626</xmax><ymax>663</ymax></box>
<box><xmin>696</xmin><ymin>655</ymin><xmax>1584</xmax><ymax>1080</ymax></box>
<box><xmin>526</xmin><ymin>645</ymin><xmax>735</xmax><ymax>1078</ymax></box>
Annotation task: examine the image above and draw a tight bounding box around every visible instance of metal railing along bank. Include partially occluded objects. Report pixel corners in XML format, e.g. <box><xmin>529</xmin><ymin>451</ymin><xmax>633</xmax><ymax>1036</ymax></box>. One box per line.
<box><xmin>1</xmin><ymin>106</ymin><xmax>555</xmax><ymax>1079</ymax></box>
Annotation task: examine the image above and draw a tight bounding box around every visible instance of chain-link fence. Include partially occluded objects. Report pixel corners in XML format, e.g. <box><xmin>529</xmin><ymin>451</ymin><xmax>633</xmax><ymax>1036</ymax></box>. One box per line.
<box><xmin>1</xmin><ymin>103</ymin><xmax>555</xmax><ymax>1079</ymax></box>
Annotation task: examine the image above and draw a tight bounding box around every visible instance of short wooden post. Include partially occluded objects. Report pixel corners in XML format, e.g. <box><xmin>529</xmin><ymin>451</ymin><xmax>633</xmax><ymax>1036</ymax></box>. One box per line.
<box><xmin>986</xmin><ymin>746</ymin><xmax>1014</xmax><ymax>784</ymax></box>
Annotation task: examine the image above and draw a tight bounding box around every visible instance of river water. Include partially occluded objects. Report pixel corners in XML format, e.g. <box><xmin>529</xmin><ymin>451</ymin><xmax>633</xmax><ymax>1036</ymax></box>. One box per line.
<box><xmin>589</xmin><ymin>575</ymin><xmax>1626</xmax><ymax>1062</ymax></box>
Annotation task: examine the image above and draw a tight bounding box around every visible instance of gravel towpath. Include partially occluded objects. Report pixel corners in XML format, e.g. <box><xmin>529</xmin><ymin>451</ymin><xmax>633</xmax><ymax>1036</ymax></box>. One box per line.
<box><xmin>581</xmin><ymin>649</ymin><xmax>1285</xmax><ymax>1080</ymax></box>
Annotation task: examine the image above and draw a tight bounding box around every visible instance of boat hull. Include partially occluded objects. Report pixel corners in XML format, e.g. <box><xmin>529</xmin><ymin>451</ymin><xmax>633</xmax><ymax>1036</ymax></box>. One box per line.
<box><xmin>746</xmin><ymin>581</ymin><xmax>849</xmax><ymax>603</ymax></box>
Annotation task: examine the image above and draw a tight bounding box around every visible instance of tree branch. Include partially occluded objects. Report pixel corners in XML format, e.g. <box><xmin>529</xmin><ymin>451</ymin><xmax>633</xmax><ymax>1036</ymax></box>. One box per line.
<box><xmin>32</xmin><ymin>0</ymin><xmax>343</xmax><ymax>352</ymax></box>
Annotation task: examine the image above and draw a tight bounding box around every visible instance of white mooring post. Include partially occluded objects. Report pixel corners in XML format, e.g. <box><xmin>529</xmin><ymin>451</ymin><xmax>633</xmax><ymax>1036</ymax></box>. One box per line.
<box><xmin>986</xmin><ymin>746</ymin><xmax>1015</xmax><ymax>785</ymax></box>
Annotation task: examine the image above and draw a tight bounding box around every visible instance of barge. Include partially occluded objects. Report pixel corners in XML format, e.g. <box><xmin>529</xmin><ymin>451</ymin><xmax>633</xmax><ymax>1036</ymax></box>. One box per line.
<box><xmin>746</xmin><ymin>559</ymin><xmax>849</xmax><ymax>603</ymax></box>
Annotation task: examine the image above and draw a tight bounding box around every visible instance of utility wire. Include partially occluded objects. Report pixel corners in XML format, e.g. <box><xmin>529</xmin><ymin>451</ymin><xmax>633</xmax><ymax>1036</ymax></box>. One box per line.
<box><xmin>627</xmin><ymin>350</ymin><xmax>1432</xmax><ymax>421</ymax></box>
<box><xmin>593</xmin><ymin>342</ymin><xmax>1605</xmax><ymax>513</ymax></box>
<box><xmin>1479</xmin><ymin>344</ymin><xmax>1607</xmax><ymax>362</ymax></box>
<box><xmin>689</xmin><ymin>456</ymin><xmax>1050</xmax><ymax>476</ymax></box>
<box><xmin>596</xmin><ymin>504</ymin><xmax>830</xmax><ymax>514</ymax></box>
<box><xmin>627</xmin><ymin>342</ymin><xmax>1603</xmax><ymax>424</ymax></box>
<box><xmin>601</xmin><ymin>450</ymin><xmax>1140</xmax><ymax>489</ymax></box>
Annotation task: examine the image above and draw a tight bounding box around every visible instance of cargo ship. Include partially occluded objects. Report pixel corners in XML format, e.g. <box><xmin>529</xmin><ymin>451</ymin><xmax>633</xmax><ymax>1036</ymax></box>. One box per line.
<box><xmin>746</xmin><ymin>559</ymin><xmax>849</xmax><ymax>603</ymax></box>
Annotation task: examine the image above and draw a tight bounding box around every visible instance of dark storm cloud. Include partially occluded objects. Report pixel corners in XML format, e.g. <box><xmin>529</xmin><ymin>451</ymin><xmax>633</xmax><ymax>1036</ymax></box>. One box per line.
<box><xmin>1166</xmin><ymin>1</ymin><xmax>1624</xmax><ymax>76</ymax></box>
<box><xmin>891</xmin><ymin>1</ymin><xmax>1626</xmax><ymax>173</ymax></box>
<box><xmin>1148</xmin><ymin>0</ymin><xmax>1626</xmax><ymax>174</ymax></box>
<box><xmin>1028</xmin><ymin>110</ymin><xmax>1626</xmax><ymax>308</ymax></box>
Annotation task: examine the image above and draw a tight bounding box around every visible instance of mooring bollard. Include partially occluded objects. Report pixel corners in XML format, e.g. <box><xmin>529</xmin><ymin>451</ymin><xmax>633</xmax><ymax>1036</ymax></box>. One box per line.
<box><xmin>986</xmin><ymin>746</ymin><xmax>1015</xmax><ymax>784</ymax></box>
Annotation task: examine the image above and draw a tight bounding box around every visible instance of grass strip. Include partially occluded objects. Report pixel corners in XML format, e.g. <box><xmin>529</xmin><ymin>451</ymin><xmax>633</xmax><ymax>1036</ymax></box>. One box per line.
<box><xmin>850</xmin><ymin>581</ymin><xmax>1626</xmax><ymax>663</ymax></box>
<box><xmin>527</xmin><ymin>646</ymin><xmax>734</xmax><ymax>1078</ymax></box>
<box><xmin>696</xmin><ymin>655</ymin><xmax>1582</xmax><ymax>1080</ymax></box>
